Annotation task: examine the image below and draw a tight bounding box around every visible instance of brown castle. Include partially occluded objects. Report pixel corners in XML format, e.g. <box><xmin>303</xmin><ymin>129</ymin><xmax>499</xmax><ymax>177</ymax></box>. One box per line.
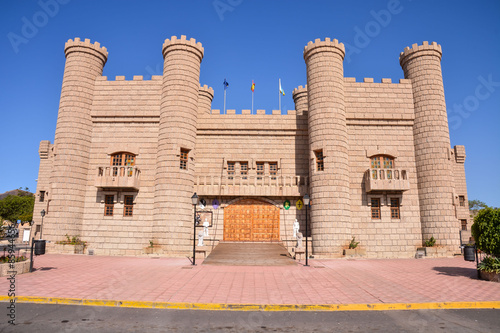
<box><xmin>32</xmin><ymin>36</ymin><xmax>471</xmax><ymax>258</ymax></box>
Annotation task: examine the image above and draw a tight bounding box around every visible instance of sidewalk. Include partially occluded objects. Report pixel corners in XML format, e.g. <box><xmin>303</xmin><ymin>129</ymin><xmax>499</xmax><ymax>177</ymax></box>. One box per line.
<box><xmin>1</xmin><ymin>254</ymin><xmax>499</xmax><ymax>310</ymax></box>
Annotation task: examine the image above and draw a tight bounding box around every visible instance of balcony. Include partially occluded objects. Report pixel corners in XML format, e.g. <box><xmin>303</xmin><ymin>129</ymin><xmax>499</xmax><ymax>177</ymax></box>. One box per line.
<box><xmin>95</xmin><ymin>166</ymin><xmax>141</xmax><ymax>190</ymax></box>
<box><xmin>194</xmin><ymin>174</ymin><xmax>309</xmax><ymax>197</ymax></box>
<box><xmin>365</xmin><ymin>168</ymin><xmax>410</xmax><ymax>192</ymax></box>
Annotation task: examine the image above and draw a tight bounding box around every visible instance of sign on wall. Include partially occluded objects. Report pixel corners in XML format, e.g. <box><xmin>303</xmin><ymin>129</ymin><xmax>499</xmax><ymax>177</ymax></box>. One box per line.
<box><xmin>283</xmin><ymin>200</ymin><xmax>290</xmax><ymax>210</ymax></box>
<box><xmin>296</xmin><ymin>199</ymin><xmax>303</xmax><ymax>210</ymax></box>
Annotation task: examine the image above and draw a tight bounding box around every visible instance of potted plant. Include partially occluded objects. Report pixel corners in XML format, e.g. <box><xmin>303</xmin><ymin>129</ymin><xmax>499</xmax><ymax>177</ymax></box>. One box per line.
<box><xmin>54</xmin><ymin>234</ymin><xmax>87</xmax><ymax>254</ymax></box>
<box><xmin>471</xmin><ymin>207</ymin><xmax>500</xmax><ymax>282</ymax></box>
<box><xmin>145</xmin><ymin>240</ymin><xmax>161</xmax><ymax>254</ymax></box>
<box><xmin>344</xmin><ymin>237</ymin><xmax>365</xmax><ymax>256</ymax></box>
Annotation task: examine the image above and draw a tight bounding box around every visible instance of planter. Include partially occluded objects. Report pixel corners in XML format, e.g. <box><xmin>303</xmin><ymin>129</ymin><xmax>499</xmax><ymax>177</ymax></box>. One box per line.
<box><xmin>51</xmin><ymin>243</ymin><xmax>86</xmax><ymax>254</ymax></box>
<box><xmin>343</xmin><ymin>248</ymin><xmax>366</xmax><ymax>257</ymax></box>
<box><xmin>479</xmin><ymin>270</ymin><xmax>500</xmax><ymax>283</ymax></box>
<box><xmin>144</xmin><ymin>245</ymin><xmax>162</xmax><ymax>255</ymax></box>
<box><xmin>0</xmin><ymin>260</ymin><xmax>30</xmax><ymax>276</ymax></box>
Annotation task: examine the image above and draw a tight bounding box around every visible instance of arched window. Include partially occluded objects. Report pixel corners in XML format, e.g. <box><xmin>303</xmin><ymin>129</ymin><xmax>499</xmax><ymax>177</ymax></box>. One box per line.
<box><xmin>110</xmin><ymin>152</ymin><xmax>136</xmax><ymax>176</ymax></box>
<box><xmin>370</xmin><ymin>155</ymin><xmax>395</xmax><ymax>180</ymax></box>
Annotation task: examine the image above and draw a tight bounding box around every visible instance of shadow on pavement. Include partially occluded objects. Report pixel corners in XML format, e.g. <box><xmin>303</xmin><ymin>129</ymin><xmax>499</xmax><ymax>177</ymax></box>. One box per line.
<box><xmin>432</xmin><ymin>266</ymin><xmax>478</xmax><ymax>279</ymax></box>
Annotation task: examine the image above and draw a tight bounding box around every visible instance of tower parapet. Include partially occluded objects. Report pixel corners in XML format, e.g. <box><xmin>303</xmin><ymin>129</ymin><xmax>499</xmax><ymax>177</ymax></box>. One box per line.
<box><xmin>154</xmin><ymin>35</ymin><xmax>204</xmax><ymax>255</ymax></box>
<box><xmin>400</xmin><ymin>41</ymin><xmax>459</xmax><ymax>253</ymax></box>
<box><xmin>46</xmin><ymin>38</ymin><xmax>107</xmax><ymax>241</ymax></box>
<box><xmin>303</xmin><ymin>38</ymin><xmax>350</xmax><ymax>257</ymax></box>
<box><xmin>292</xmin><ymin>85</ymin><xmax>308</xmax><ymax>115</ymax></box>
<box><xmin>198</xmin><ymin>85</ymin><xmax>214</xmax><ymax>115</ymax></box>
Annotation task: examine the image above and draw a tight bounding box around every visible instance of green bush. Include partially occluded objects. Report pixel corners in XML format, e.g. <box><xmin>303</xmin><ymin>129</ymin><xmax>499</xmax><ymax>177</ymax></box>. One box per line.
<box><xmin>424</xmin><ymin>236</ymin><xmax>436</xmax><ymax>247</ymax></box>
<box><xmin>348</xmin><ymin>237</ymin><xmax>359</xmax><ymax>249</ymax></box>
<box><xmin>471</xmin><ymin>207</ymin><xmax>500</xmax><ymax>257</ymax></box>
<box><xmin>477</xmin><ymin>256</ymin><xmax>500</xmax><ymax>274</ymax></box>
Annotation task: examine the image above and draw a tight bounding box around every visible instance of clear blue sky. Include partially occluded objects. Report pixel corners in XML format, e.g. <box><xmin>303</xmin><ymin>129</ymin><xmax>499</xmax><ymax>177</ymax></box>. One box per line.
<box><xmin>1</xmin><ymin>0</ymin><xmax>499</xmax><ymax>207</ymax></box>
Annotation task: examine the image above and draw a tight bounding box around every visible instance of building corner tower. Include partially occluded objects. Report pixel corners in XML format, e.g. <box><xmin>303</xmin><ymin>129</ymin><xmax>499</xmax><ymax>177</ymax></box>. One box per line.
<box><xmin>44</xmin><ymin>38</ymin><xmax>108</xmax><ymax>241</ymax></box>
<box><xmin>400</xmin><ymin>42</ymin><xmax>460</xmax><ymax>254</ymax></box>
<box><xmin>154</xmin><ymin>36</ymin><xmax>204</xmax><ymax>255</ymax></box>
<box><xmin>303</xmin><ymin>38</ymin><xmax>351</xmax><ymax>257</ymax></box>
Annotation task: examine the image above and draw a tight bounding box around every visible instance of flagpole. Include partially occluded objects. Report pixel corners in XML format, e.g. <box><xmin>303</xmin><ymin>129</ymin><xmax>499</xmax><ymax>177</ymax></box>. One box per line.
<box><xmin>252</xmin><ymin>91</ymin><xmax>254</xmax><ymax>114</ymax></box>
<box><xmin>223</xmin><ymin>87</ymin><xmax>226</xmax><ymax>115</ymax></box>
<box><xmin>279</xmin><ymin>78</ymin><xmax>281</xmax><ymax>112</ymax></box>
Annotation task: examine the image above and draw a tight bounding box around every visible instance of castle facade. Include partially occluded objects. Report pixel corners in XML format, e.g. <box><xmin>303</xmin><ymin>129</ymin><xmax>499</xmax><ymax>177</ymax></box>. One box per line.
<box><xmin>33</xmin><ymin>36</ymin><xmax>471</xmax><ymax>258</ymax></box>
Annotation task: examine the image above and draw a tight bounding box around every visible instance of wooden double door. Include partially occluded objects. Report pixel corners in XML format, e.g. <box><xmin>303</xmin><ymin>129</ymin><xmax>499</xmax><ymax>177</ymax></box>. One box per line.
<box><xmin>224</xmin><ymin>198</ymin><xmax>280</xmax><ymax>242</ymax></box>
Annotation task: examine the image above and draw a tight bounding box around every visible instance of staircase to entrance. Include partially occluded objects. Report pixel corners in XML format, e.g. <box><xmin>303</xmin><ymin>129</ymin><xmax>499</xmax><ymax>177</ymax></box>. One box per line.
<box><xmin>202</xmin><ymin>242</ymin><xmax>296</xmax><ymax>266</ymax></box>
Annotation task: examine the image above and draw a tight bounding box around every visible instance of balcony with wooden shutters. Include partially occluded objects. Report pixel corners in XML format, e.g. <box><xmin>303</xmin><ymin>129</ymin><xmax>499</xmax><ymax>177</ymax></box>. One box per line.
<box><xmin>365</xmin><ymin>168</ymin><xmax>410</xmax><ymax>192</ymax></box>
<box><xmin>95</xmin><ymin>166</ymin><xmax>141</xmax><ymax>190</ymax></box>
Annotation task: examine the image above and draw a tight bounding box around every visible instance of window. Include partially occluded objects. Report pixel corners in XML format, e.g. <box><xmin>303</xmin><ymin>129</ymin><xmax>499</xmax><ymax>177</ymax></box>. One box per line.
<box><xmin>105</xmin><ymin>195</ymin><xmax>114</xmax><ymax>216</ymax></box>
<box><xmin>228</xmin><ymin>162</ymin><xmax>235</xmax><ymax>180</ymax></box>
<box><xmin>124</xmin><ymin>195</ymin><xmax>134</xmax><ymax>216</ymax></box>
<box><xmin>459</xmin><ymin>196</ymin><xmax>465</xmax><ymax>207</ymax></box>
<box><xmin>390</xmin><ymin>198</ymin><xmax>400</xmax><ymax>219</ymax></box>
<box><xmin>270</xmin><ymin>163</ymin><xmax>278</xmax><ymax>180</ymax></box>
<box><xmin>240</xmin><ymin>162</ymin><xmax>248</xmax><ymax>180</ymax></box>
<box><xmin>371</xmin><ymin>198</ymin><xmax>380</xmax><ymax>219</ymax></box>
<box><xmin>371</xmin><ymin>155</ymin><xmax>395</xmax><ymax>179</ymax></box>
<box><xmin>39</xmin><ymin>191</ymin><xmax>45</xmax><ymax>202</ymax></box>
<box><xmin>111</xmin><ymin>152</ymin><xmax>135</xmax><ymax>176</ymax></box>
<box><xmin>315</xmin><ymin>150</ymin><xmax>324</xmax><ymax>171</ymax></box>
<box><xmin>461</xmin><ymin>219</ymin><xmax>467</xmax><ymax>231</ymax></box>
<box><xmin>180</xmin><ymin>149</ymin><xmax>188</xmax><ymax>170</ymax></box>
<box><xmin>256</xmin><ymin>162</ymin><xmax>264</xmax><ymax>180</ymax></box>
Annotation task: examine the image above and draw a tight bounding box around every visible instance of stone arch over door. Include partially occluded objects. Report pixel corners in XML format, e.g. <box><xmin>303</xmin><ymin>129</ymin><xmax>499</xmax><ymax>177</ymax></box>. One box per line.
<box><xmin>223</xmin><ymin>198</ymin><xmax>280</xmax><ymax>242</ymax></box>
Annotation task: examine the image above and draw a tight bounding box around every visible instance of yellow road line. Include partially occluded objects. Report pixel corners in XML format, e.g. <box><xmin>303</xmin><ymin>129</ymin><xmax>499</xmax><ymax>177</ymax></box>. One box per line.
<box><xmin>1</xmin><ymin>296</ymin><xmax>499</xmax><ymax>311</ymax></box>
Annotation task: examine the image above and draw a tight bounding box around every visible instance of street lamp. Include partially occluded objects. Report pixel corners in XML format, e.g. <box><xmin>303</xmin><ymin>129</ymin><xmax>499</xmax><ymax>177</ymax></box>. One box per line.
<box><xmin>191</xmin><ymin>193</ymin><xmax>199</xmax><ymax>266</ymax></box>
<box><xmin>303</xmin><ymin>194</ymin><xmax>310</xmax><ymax>267</ymax></box>
<box><xmin>39</xmin><ymin>209</ymin><xmax>46</xmax><ymax>240</ymax></box>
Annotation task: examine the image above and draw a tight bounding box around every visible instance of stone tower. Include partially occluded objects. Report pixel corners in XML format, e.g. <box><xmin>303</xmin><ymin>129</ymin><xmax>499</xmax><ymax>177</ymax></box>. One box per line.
<box><xmin>154</xmin><ymin>36</ymin><xmax>204</xmax><ymax>255</ymax></box>
<box><xmin>292</xmin><ymin>85</ymin><xmax>308</xmax><ymax>116</ymax></box>
<box><xmin>400</xmin><ymin>42</ymin><xmax>459</xmax><ymax>252</ymax></box>
<box><xmin>198</xmin><ymin>85</ymin><xmax>214</xmax><ymax>116</ymax></box>
<box><xmin>44</xmin><ymin>38</ymin><xmax>108</xmax><ymax>239</ymax></box>
<box><xmin>302</xmin><ymin>38</ymin><xmax>351</xmax><ymax>256</ymax></box>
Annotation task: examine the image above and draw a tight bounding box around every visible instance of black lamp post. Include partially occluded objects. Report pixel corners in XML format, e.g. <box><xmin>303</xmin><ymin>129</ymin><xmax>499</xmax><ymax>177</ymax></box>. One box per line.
<box><xmin>191</xmin><ymin>193</ymin><xmax>199</xmax><ymax>266</ymax></box>
<box><xmin>303</xmin><ymin>194</ymin><xmax>310</xmax><ymax>267</ymax></box>
<box><xmin>39</xmin><ymin>209</ymin><xmax>46</xmax><ymax>240</ymax></box>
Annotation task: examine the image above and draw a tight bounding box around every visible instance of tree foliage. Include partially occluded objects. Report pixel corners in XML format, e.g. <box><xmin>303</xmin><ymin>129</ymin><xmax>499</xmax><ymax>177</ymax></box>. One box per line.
<box><xmin>471</xmin><ymin>207</ymin><xmax>500</xmax><ymax>257</ymax></box>
<box><xmin>0</xmin><ymin>194</ymin><xmax>35</xmax><ymax>223</ymax></box>
<box><xmin>469</xmin><ymin>199</ymin><xmax>488</xmax><ymax>211</ymax></box>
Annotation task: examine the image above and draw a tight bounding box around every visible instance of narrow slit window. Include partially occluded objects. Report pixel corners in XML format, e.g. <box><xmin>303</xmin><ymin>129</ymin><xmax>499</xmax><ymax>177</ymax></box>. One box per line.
<box><xmin>315</xmin><ymin>150</ymin><xmax>324</xmax><ymax>171</ymax></box>
<box><xmin>240</xmin><ymin>162</ymin><xmax>248</xmax><ymax>180</ymax></box>
<box><xmin>39</xmin><ymin>191</ymin><xmax>45</xmax><ymax>202</ymax></box>
<box><xmin>461</xmin><ymin>219</ymin><xmax>467</xmax><ymax>231</ymax></box>
<box><xmin>180</xmin><ymin>149</ymin><xmax>189</xmax><ymax>170</ymax></box>
<box><xmin>459</xmin><ymin>196</ymin><xmax>465</xmax><ymax>207</ymax></box>
<box><xmin>371</xmin><ymin>198</ymin><xmax>380</xmax><ymax>219</ymax></box>
<box><xmin>270</xmin><ymin>163</ymin><xmax>278</xmax><ymax>180</ymax></box>
<box><xmin>390</xmin><ymin>198</ymin><xmax>400</xmax><ymax>219</ymax></box>
<box><xmin>124</xmin><ymin>195</ymin><xmax>134</xmax><ymax>216</ymax></box>
<box><xmin>105</xmin><ymin>195</ymin><xmax>114</xmax><ymax>216</ymax></box>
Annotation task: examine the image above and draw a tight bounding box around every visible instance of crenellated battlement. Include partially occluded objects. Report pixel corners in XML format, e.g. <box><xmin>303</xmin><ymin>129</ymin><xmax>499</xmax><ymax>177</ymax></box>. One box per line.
<box><xmin>95</xmin><ymin>75</ymin><xmax>162</xmax><ymax>82</ymax></box>
<box><xmin>162</xmin><ymin>35</ymin><xmax>204</xmax><ymax>62</ymax></box>
<box><xmin>399</xmin><ymin>41</ymin><xmax>442</xmax><ymax>66</ymax></box>
<box><xmin>199</xmin><ymin>84</ymin><xmax>214</xmax><ymax>100</ymax></box>
<box><xmin>344</xmin><ymin>77</ymin><xmax>411</xmax><ymax>84</ymax></box>
<box><xmin>292</xmin><ymin>85</ymin><xmax>307</xmax><ymax>99</ymax></box>
<box><xmin>209</xmin><ymin>109</ymin><xmax>299</xmax><ymax>116</ymax></box>
<box><xmin>64</xmin><ymin>38</ymin><xmax>108</xmax><ymax>63</ymax></box>
<box><xmin>303</xmin><ymin>38</ymin><xmax>345</xmax><ymax>61</ymax></box>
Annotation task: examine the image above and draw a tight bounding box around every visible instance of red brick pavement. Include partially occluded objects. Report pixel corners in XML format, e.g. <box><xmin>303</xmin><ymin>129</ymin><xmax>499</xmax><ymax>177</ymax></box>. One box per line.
<box><xmin>1</xmin><ymin>254</ymin><xmax>499</xmax><ymax>305</ymax></box>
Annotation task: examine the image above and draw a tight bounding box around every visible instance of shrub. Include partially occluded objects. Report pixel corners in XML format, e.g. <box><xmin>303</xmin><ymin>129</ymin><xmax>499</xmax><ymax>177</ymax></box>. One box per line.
<box><xmin>477</xmin><ymin>256</ymin><xmax>500</xmax><ymax>274</ymax></box>
<box><xmin>348</xmin><ymin>237</ymin><xmax>360</xmax><ymax>249</ymax></box>
<box><xmin>424</xmin><ymin>236</ymin><xmax>436</xmax><ymax>247</ymax></box>
<box><xmin>56</xmin><ymin>234</ymin><xmax>87</xmax><ymax>247</ymax></box>
<box><xmin>471</xmin><ymin>207</ymin><xmax>500</xmax><ymax>257</ymax></box>
<box><xmin>0</xmin><ymin>255</ymin><xmax>27</xmax><ymax>263</ymax></box>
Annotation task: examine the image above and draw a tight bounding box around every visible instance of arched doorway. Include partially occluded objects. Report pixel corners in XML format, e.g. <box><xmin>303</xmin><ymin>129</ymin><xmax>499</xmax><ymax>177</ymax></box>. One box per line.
<box><xmin>223</xmin><ymin>198</ymin><xmax>280</xmax><ymax>241</ymax></box>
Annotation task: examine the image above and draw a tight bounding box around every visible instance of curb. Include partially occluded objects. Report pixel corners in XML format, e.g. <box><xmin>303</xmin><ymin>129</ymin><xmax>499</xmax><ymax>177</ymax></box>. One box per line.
<box><xmin>1</xmin><ymin>296</ymin><xmax>499</xmax><ymax>311</ymax></box>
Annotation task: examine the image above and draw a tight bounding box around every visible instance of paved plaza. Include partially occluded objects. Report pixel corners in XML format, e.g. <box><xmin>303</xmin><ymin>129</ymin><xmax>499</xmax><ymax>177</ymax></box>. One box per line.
<box><xmin>1</xmin><ymin>253</ymin><xmax>499</xmax><ymax>309</ymax></box>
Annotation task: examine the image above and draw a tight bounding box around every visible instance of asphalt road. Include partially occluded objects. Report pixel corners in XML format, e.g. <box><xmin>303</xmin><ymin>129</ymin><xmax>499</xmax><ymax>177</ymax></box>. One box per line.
<box><xmin>0</xmin><ymin>303</ymin><xmax>499</xmax><ymax>332</ymax></box>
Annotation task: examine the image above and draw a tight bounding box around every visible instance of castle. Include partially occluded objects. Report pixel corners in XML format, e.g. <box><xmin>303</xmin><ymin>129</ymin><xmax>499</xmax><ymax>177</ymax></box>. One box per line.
<box><xmin>32</xmin><ymin>36</ymin><xmax>471</xmax><ymax>258</ymax></box>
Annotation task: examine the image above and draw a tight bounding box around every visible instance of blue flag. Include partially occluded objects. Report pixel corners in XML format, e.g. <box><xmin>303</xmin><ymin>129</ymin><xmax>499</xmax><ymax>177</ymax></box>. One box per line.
<box><xmin>223</xmin><ymin>78</ymin><xmax>229</xmax><ymax>90</ymax></box>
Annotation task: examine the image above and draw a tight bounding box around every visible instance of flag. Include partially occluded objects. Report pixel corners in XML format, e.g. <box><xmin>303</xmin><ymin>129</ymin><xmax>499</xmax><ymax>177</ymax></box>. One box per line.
<box><xmin>251</xmin><ymin>80</ymin><xmax>255</xmax><ymax>92</ymax></box>
<box><xmin>223</xmin><ymin>78</ymin><xmax>229</xmax><ymax>90</ymax></box>
<box><xmin>279</xmin><ymin>80</ymin><xmax>285</xmax><ymax>96</ymax></box>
